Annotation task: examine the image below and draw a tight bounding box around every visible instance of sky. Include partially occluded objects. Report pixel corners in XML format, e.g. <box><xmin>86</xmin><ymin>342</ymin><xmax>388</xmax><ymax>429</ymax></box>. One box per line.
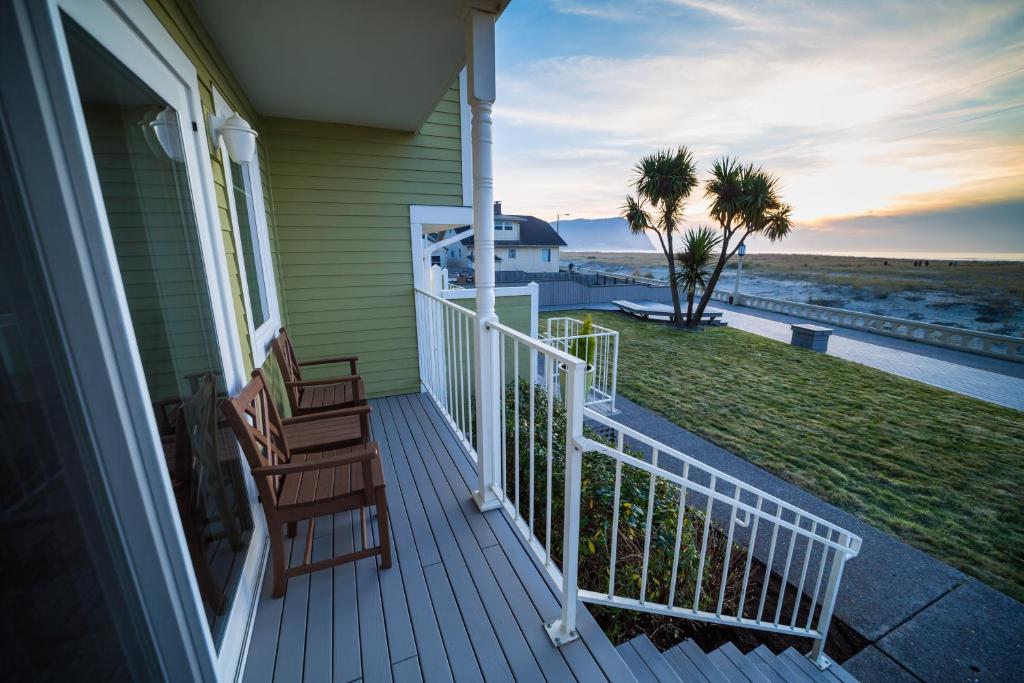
<box><xmin>492</xmin><ymin>0</ymin><xmax>1024</xmax><ymax>255</ymax></box>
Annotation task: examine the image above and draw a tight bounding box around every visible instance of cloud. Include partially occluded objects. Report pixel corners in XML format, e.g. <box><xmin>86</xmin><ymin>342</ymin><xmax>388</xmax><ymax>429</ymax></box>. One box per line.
<box><xmin>494</xmin><ymin>0</ymin><xmax>1024</xmax><ymax>233</ymax></box>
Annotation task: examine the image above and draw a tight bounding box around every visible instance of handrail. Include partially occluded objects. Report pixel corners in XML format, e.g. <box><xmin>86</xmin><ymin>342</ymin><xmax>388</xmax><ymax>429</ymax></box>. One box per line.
<box><xmin>578</xmin><ymin>409</ymin><xmax>861</xmax><ymax>668</ymax></box>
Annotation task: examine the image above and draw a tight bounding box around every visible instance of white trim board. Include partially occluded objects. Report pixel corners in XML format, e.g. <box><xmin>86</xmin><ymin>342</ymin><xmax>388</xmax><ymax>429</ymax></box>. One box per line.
<box><xmin>212</xmin><ymin>85</ymin><xmax>282</xmax><ymax>369</ymax></box>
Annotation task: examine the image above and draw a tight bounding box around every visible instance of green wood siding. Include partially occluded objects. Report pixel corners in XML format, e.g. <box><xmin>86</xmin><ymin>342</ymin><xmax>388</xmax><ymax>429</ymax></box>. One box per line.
<box><xmin>145</xmin><ymin>0</ymin><xmax>284</xmax><ymax>378</ymax></box>
<box><xmin>262</xmin><ymin>87</ymin><xmax>463</xmax><ymax>398</ymax></box>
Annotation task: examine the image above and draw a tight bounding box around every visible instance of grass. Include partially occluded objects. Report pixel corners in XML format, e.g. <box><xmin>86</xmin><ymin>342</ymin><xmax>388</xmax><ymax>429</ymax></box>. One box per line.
<box><xmin>545</xmin><ymin>310</ymin><xmax>1024</xmax><ymax>602</ymax></box>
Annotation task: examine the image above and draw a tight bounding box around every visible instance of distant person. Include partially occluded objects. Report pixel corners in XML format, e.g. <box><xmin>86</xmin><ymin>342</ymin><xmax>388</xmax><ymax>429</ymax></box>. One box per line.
<box><xmin>884</xmin><ymin>260</ymin><xmax>889</xmax><ymax>266</ymax></box>
<box><xmin>568</xmin><ymin>262</ymin><xmax>575</xmax><ymax>273</ymax></box>
<box><xmin>925</xmin><ymin>260</ymin><xmax>930</xmax><ymax>267</ymax></box>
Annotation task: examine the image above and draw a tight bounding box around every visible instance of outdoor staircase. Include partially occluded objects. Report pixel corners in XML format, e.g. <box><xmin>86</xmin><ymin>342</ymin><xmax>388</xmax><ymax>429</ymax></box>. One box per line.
<box><xmin>616</xmin><ymin>635</ymin><xmax>860</xmax><ymax>683</ymax></box>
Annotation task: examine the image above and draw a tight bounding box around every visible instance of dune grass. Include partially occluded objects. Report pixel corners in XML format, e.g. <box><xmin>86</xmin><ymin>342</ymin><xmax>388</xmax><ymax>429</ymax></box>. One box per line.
<box><xmin>545</xmin><ymin>310</ymin><xmax>1024</xmax><ymax>602</ymax></box>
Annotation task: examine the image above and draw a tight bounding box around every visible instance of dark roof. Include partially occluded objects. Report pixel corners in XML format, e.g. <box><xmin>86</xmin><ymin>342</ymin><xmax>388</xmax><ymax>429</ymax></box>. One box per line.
<box><xmin>458</xmin><ymin>215</ymin><xmax>568</xmax><ymax>248</ymax></box>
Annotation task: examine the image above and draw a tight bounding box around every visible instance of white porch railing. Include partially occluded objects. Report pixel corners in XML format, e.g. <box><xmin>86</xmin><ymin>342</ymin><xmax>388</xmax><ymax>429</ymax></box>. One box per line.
<box><xmin>540</xmin><ymin>316</ymin><xmax>619</xmax><ymax>414</ymax></box>
<box><xmin>414</xmin><ymin>288</ymin><xmax>861</xmax><ymax>670</ymax></box>
<box><xmin>414</xmin><ymin>288</ymin><xmax>477</xmax><ymax>460</ymax></box>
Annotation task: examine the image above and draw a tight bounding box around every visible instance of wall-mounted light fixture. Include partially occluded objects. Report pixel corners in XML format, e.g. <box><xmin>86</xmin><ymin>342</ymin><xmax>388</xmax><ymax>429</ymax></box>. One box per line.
<box><xmin>208</xmin><ymin>111</ymin><xmax>258</xmax><ymax>164</ymax></box>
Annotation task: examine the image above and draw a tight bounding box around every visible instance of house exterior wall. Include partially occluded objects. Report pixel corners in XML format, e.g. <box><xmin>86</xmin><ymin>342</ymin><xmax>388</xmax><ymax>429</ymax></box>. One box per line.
<box><xmin>496</xmin><ymin>246</ymin><xmax>560</xmax><ymax>273</ymax></box>
<box><xmin>142</xmin><ymin>0</ymin><xmax>287</xmax><ymax>408</ymax></box>
<box><xmin>145</xmin><ymin>0</ymin><xmax>467</xmax><ymax>400</ymax></box>
<box><xmin>261</xmin><ymin>86</ymin><xmax>463</xmax><ymax>398</ymax></box>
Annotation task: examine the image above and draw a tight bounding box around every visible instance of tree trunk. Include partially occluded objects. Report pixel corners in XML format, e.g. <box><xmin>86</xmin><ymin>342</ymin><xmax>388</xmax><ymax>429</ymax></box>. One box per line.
<box><xmin>692</xmin><ymin>237</ymin><xmax>731</xmax><ymax>323</ymax></box>
<box><xmin>664</xmin><ymin>230</ymin><xmax>685</xmax><ymax>327</ymax></box>
<box><xmin>686</xmin><ymin>285</ymin><xmax>695</xmax><ymax>326</ymax></box>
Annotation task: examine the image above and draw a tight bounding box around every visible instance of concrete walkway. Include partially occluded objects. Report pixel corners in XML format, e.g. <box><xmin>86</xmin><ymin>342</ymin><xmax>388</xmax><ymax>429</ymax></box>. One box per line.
<box><xmin>606</xmin><ymin>396</ymin><xmax>1024</xmax><ymax>682</ymax></box>
<box><xmin>543</xmin><ymin>302</ymin><xmax>1024</xmax><ymax>411</ymax></box>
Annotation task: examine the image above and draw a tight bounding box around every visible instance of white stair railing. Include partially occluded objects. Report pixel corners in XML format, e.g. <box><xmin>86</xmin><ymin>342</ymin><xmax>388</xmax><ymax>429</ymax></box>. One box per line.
<box><xmin>576</xmin><ymin>410</ymin><xmax>861</xmax><ymax>669</ymax></box>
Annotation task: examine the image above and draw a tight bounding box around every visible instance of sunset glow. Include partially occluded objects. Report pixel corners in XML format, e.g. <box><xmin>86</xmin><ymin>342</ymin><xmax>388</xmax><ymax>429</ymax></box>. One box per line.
<box><xmin>494</xmin><ymin>0</ymin><xmax>1024</xmax><ymax>253</ymax></box>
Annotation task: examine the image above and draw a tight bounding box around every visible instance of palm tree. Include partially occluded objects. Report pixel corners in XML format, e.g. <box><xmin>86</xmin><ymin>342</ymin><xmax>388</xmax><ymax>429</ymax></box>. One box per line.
<box><xmin>621</xmin><ymin>147</ymin><xmax>698</xmax><ymax>327</ymax></box>
<box><xmin>691</xmin><ymin>159</ymin><xmax>793</xmax><ymax>324</ymax></box>
<box><xmin>673</xmin><ymin>227</ymin><xmax>721</xmax><ymax>326</ymax></box>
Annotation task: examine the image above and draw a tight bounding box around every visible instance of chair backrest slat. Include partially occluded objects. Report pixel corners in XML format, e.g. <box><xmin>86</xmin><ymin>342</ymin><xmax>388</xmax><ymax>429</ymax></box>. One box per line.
<box><xmin>222</xmin><ymin>369</ymin><xmax>290</xmax><ymax>505</ymax></box>
<box><xmin>271</xmin><ymin>327</ymin><xmax>304</xmax><ymax>413</ymax></box>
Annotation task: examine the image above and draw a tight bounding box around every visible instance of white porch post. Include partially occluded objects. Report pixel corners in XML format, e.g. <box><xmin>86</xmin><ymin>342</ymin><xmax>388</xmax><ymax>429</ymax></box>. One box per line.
<box><xmin>467</xmin><ymin>7</ymin><xmax>502</xmax><ymax>511</ymax></box>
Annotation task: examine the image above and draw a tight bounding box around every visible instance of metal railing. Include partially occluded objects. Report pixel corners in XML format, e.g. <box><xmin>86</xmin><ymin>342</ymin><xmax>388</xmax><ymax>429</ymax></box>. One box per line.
<box><xmin>541</xmin><ymin>317</ymin><xmax>619</xmax><ymax>413</ymax></box>
<box><xmin>486</xmin><ymin>318</ymin><xmax>587</xmax><ymax>646</ymax></box>
<box><xmin>573</xmin><ymin>410</ymin><xmax>861</xmax><ymax>668</ymax></box>
<box><xmin>416</xmin><ymin>287</ymin><xmax>862</xmax><ymax>668</ymax></box>
<box><xmin>574</xmin><ymin>267</ymin><xmax>669</xmax><ymax>287</ymax></box>
<box><xmin>414</xmin><ymin>288</ymin><xmax>477</xmax><ymax>459</ymax></box>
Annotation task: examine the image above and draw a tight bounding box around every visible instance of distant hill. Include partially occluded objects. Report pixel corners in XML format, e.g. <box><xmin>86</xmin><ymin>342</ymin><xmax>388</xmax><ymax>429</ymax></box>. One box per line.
<box><xmin>554</xmin><ymin>217</ymin><xmax>656</xmax><ymax>252</ymax></box>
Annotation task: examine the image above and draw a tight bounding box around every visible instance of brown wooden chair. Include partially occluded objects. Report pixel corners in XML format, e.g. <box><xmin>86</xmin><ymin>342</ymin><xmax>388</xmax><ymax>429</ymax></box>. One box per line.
<box><xmin>272</xmin><ymin>327</ymin><xmax>364</xmax><ymax>417</ymax></box>
<box><xmin>222</xmin><ymin>369</ymin><xmax>391</xmax><ymax>598</ymax></box>
<box><xmin>162</xmin><ymin>374</ymin><xmax>227</xmax><ymax>615</ymax></box>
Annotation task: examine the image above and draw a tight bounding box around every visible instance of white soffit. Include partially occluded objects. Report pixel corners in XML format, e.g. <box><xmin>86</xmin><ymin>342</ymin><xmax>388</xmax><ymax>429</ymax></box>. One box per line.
<box><xmin>193</xmin><ymin>0</ymin><xmax>507</xmax><ymax>131</ymax></box>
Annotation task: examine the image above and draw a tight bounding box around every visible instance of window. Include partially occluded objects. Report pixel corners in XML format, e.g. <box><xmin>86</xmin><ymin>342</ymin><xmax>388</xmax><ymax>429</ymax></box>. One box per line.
<box><xmin>63</xmin><ymin>16</ymin><xmax>253</xmax><ymax>644</ymax></box>
<box><xmin>216</xmin><ymin>89</ymin><xmax>279</xmax><ymax>363</ymax></box>
<box><xmin>496</xmin><ymin>221</ymin><xmax>515</xmax><ymax>231</ymax></box>
<box><xmin>507</xmin><ymin>247</ymin><xmax>517</xmax><ymax>260</ymax></box>
<box><xmin>542</xmin><ymin>248</ymin><xmax>552</xmax><ymax>263</ymax></box>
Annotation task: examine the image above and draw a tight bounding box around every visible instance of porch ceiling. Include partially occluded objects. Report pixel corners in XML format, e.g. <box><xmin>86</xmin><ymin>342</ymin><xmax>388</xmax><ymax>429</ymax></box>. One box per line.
<box><xmin>193</xmin><ymin>0</ymin><xmax>508</xmax><ymax>132</ymax></box>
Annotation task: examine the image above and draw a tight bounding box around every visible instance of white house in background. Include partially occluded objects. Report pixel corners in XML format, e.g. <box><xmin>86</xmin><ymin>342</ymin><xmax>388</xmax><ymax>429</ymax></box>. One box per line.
<box><xmin>462</xmin><ymin>201</ymin><xmax>567</xmax><ymax>273</ymax></box>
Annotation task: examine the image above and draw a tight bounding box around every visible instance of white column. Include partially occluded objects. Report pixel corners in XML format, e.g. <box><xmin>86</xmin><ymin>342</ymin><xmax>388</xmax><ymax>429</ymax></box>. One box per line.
<box><xmin>467</xmin><ymin>7</ymin><xmax>502</xmax><ymax>511</ymax></box>
<box><xmin>733</xmin><ymin>252</ymin><xmax>744</xmax><ymax>296</ymax></box>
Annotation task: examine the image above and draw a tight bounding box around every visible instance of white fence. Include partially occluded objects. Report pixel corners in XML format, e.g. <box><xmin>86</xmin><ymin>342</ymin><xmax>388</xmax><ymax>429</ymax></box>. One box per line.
<box><xmin>540</xmin><ymin>317</ymin><xmax>619</xmax><ymax>413</ymax></box>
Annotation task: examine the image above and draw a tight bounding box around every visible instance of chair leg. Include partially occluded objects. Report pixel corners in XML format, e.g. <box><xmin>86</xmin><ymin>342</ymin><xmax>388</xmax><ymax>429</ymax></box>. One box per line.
<box><xmin>270</xmin><ymin>522</ymin><xmax>287</xmax><ymax>599</ymax></box>
<box><xmin>287</xmin><ymin>521</ymin><xmax>297</xmax><ymax>538</ymax></box>
<box><xmin>376</xmin><ymin>487</ymin><xmax>392</xmax><ymax>569</ymax></box>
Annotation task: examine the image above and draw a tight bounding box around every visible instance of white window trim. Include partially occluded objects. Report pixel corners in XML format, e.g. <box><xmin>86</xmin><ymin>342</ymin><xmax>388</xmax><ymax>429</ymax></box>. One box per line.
<box><xmin>213</xmin><ymin>86</ymin><xmax>281</xmax><ymax>367</ymax></box>
<box><xmin>542</xmin><ymin>248</ymin><xmax>552</xmax><ymax>263</ymax></box>
<box><xmin>507</xmin><ymin>247</ymin><xmax>517</xmax><ymax>260</ymax></box>
<box><xmin>22</xmin><ymin>1</ymin><xmax>267</xmax><ymax>680</ymax></box>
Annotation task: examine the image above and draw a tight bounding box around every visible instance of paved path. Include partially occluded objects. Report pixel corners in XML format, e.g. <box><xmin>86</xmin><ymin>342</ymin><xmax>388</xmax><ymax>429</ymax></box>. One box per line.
<box><xmin>605</xmin><ymin>396</ymin><xmax>1024</xmax><ymax>683</ymax></box>
<box><xmin>543</xmin><ymin>302</ymin><xmax>1024</xmax><ymax>411</ymax></box>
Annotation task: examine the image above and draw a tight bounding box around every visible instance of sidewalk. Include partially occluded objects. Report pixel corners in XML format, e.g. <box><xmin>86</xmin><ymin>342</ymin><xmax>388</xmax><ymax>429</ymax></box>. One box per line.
<box><xmin>607</xmin><ymin>396</ymin><xmax>1024</xmax><ymax>682</ymax></box>
<box><xmin>542</xmin><ymin>301</ymin><xmax>1024</xmax><ymax>411</ymax></box>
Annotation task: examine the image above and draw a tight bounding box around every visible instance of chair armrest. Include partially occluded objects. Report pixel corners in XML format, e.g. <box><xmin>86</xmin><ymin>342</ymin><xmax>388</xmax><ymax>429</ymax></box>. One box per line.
<box><xmin>251</xmin><ymin>444</ymin><xmax>378</xmax><ymax>476</ymax></box>
<box><xmin>281</xmin><ymin>404</ymin><xmax>371</xmax><ymax>425</ymax></box>
<box><xmin>298</xmin><ymin>355</ymin><xmax>359</xmax><ymax>374</ymax></box>
<box><xmin>285</xmin><ymin>375</ymin><xmax>362</xmax><ymax>388</ymax></box>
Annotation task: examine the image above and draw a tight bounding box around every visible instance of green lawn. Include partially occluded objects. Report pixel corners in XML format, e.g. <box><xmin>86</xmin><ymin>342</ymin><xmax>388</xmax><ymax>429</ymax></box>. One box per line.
<box><xmin>546</xmin><ymin>310</ymin><xmax>1024</xmax><ymax>602</ymax></box>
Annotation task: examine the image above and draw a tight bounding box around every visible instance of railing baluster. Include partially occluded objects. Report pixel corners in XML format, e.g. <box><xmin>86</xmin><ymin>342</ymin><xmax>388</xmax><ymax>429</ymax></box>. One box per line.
<box><xmin>805</xmin><ymin>530</ymin><xmax>831</xmax><ymax>631</ymax></box>
<box><xmin>464</xmin><ymin>313</ymin><xmax>473</xmax><ymax>449</ymax></box>
<box><xmin>513</xmin><ymin>339</ymin><xmax>520</xmax><ymax>518</ymax></box>
<box><xmin>545</xmin><ymin>354</ymin><xmax>554</xmax><ymax>566</ymax></box>
<box><xmin>499</xmin><ymin>333</ymin><xmax>507</xmax><ymax>499</ymax></box>
<box><xmin>639</xmin><ymin>448</ymin><xmax>659</xmax><ymax>603</ymax></box>
<box><xmin>716</xmin><ymin>485</ymin><xmax>743</xmax><ymax>617</ymax></box>
<box><xmin>607</xmin><ymin>455</ymin><xmax>623</xmax><ymax>598</ymax></box>
<box><xmin>774</xmin><ymin>514</ymin><xmax>800</xmax><ymax>626</ymax></box>
<box><xmin>737</xmin><ymin>496</ymin><xmax>763</xmax><ymax>620</ymax></box>
<box><xmin>667</xmin><ymin>462</ymin><xmax>689</xmax><ymax>609</ymax></box>
<box><xmin>528</xmin><ymin>347</ymin><xmax>536</xmax><ymax>540</ymax></box>
<box><xmin>693</xmin><ymin>474</ymin><xmax>716</xmax><ymax>612</ymax></box>
<box><xmin>757</xmin><ymin>506</ymin><xmax>781</xmax><ymax>623</ymax></box>
<box><xmin>791</xmin><ymin>520</ymin><xmax>818</xmax><ymax>628</ymax></box>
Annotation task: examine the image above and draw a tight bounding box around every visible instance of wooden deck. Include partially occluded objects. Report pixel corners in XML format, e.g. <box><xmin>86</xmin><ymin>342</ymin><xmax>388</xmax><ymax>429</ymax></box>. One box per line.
<box><xmin>242</xmin><ymin>392</ymin><xmax>635</xmax><ymax>682</ymax></box>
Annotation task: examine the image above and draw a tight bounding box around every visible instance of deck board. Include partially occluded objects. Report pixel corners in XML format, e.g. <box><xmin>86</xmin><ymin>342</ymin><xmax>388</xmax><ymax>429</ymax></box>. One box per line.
<box><xmin>243</xmin><ymin>392</ymin><xmax>633</xmax><ymax>683</ymax></box>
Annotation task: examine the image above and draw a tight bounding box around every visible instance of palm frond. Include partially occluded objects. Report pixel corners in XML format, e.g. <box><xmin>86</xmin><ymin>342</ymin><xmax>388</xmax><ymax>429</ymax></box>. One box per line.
<box><xmin>621</xmin><ymin>195</ymin><xmax>653</xmax><ymax>235</ymax></box>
